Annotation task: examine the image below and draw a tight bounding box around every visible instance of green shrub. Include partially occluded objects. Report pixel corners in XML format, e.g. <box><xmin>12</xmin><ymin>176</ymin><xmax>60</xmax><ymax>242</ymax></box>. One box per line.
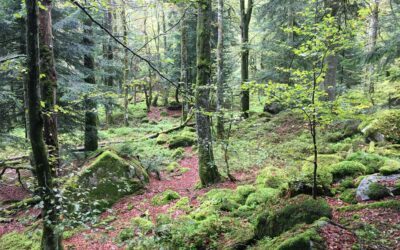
<box><xmin>168</xmin><ymin>131</ymin><xmax>197</xmax><ymax>149</ymax></box>
<box><xmin>152</xmin><ymin>189</ymin><xmax>180</xmax><ymax>206</ymax></box>
<box><xmin>346</xmin><ymin>151</ymin><xmax>386</xmax><ymax>174</ymax></box>
<box><xmin>339</xmin><ymin>177</ymin><xmax>355</xmax><ymax>190</ymax></box>
<box><xmin>118</xmin><ymin>228</ymin><xmax>134</xmax><ymax>242</ymax></box>
<box><xmin>171</xmin><ymin>148</ymin><xmax>185</xmax><ymax>159</ymax></box>
<box><xmin>367</xmin><ymin>183</ymin><xmax>391</xmax><ymax>200</ymax></box>
<box><xmin>255</xmin><ymin>195</ymin><xmax>332</xmax><ymax>239</ymax></box>
<box><xmin>379</xmin><ymin>159</ymin><xmax>400</xmax><ymax>175</ymax></box>
<box><xmin>166</xmin><ymin>162</ymin><xmax>180</xmax><ymax>173</ymax></box>
<box><xmin>131</xmin><ymin>217</ymin><xmax>154</xmax><ymax>234</ymax></box>
<box><xmin>329</xmin><ymin>161</ymin><xmax>366</xmax><ymax>180</ymax></box>
<box><xmin>339</xmin><ymin>189</ymin><xmax>358</xmax><ymax>204</ymax></box>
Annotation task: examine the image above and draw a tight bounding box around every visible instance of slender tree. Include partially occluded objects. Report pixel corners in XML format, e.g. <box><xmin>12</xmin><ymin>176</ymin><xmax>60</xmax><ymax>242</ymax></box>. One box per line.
<box><xmin>104</xmin><ymin>0</ymin><xmax>114</xmax><ymax>126</ymax></box>
<box><xmin>216</xmin><ymin>0</ymin><xmax>224</xmax><ymax>137</ymax></box>
<box><xmin>39</xmin><ymin>0</ymin><xmax>59</xmax><ymax>175</ymax></box>
<box><xmin>196</xmin><ymin>0</ymin><xmax>221</xmax><ymax>186</ymax></box>
<box><xmin>26</xmin><ymin>0</ymin><xmax>62</xmax><ymax>248</ymax></box>
<box><xmin>181</xmin><ymin>4</ymin><xmax>189</xmax><ymax>120</ymax></box>
<box><xmin>240</xmin><ymin>0</ymin><xmax>253</xmax><ymax>118</ymax></box>
<box><xmin>83</xmin><ymin>2</ymin><xmax>98</xmax><ymax>151</ymax></box>
<box><xmin>122</xmin><ymin>0</ymin><xmax>129</xmax><ymax>126</ymax></box>
<box><xmin>366</xmin><ymin>0</ymin><xmax>380</xmax><ymax>104</ymax></box>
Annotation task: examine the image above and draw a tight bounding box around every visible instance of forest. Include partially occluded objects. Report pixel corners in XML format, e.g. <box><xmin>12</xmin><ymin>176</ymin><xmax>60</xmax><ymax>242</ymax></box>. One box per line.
<box><xmin>0</xmin><ymin>0</ymin><xmax>400</xmax><ymax>249</ymax></box>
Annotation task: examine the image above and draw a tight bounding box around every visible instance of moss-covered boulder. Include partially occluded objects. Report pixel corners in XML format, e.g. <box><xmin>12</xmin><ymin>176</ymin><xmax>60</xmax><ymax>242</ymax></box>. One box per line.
<box><xmin>245</xmin><ymin>188</ymin><xmax>280</xmax><ymax>207</ymax></box>
<box><xmin>256</xmin><ymin>166</ymin><xmax>288</xmax><ymax>190</ymax></box>
<box><xmin>362</xmin><ymin>110</ymin><xmax>400</xmax><ymax>143</ymax></box>
<box><xmin>346</xmin><ymin>151</ymin><xmax>386</xmax><ymax>174</ymax></box>
<box><xmin>0</xmin><ymin>232</ymin><xmax>40</xmax><ymax>250</ymax></box>
<box><xmin>65</xmin><ymin>151</ymin><xmax>148</xmax><ymax>210</ymax></box>
<box><xmin>255</xmin><ymin>195</ymin><xmax>332</xmax><ymax>239</ymax></box>
<box><xmin>156</xmin><ymin>133</ymin><xmax>169</xmax><ymax>145</ymax></box>
<box><xmin>329</xmin><ymin>161</ymin><xmax>367</xmax><ymax>180</ymax></box>
<box><xmin>367</xmin><ymin>183</ymin><xmax>391</xmax><ymax>200</ymax></box>
<box><xmin>379</xmin><ymin>159</ymin><xmax>400</xmax><ymax>175</ymax></box>
<box><xmin>168</xmin><ymin>130</ymin><xmax>197</xmax><ymax>149</ymax></box>
<box><xmin>151</xmin><ymin>189</ymin><xmax>180</xmax><ymax>206</ymax></box>
<box><xmin>339</xmin><ymin>189</ymin><xmax>358</xmax><ymax>204</ymax></box>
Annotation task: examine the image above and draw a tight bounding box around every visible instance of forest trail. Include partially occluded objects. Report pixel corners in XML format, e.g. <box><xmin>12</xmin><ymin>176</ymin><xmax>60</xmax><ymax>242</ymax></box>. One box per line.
<box><xmin>64</xmin><ymin>146</ymin><xmax>240</xmax><ymax>249</ymax></box>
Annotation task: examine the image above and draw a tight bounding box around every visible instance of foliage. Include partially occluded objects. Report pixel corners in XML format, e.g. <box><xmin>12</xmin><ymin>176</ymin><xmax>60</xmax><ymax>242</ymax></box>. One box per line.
<box><xmin>0</xmin><ymin>231</ymin><xmax>40</xmax><ymax>250</ymax></box>
<box><xmin>151</xmin><ymin>189</ymin><xmax>180</xmax><ymax>206</ymax></box>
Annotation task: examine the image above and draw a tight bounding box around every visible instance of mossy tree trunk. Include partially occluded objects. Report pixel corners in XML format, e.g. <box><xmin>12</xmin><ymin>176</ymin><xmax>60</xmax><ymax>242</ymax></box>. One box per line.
<box><xmin>216</xmin><ymin>0</ymin><xmax>225</xmax><ymax>138</ymax></box>
<box><xmin>122</xmin><ymin>0</ymin><xmax>129</xmax><ymax>126</ymax></box>
<box><xmin>104</xmin><ymin>0</ymin><xmax>114</xmax><ymax>126</ymax></box>
<box><xmin>39</xmin><ymin>0</ymin><xmax>59</xmax><ymax>175</ymax></box>
<box><xmin>180</xmin><ymin>4</ymin><xmax>189</xmax><ymax>120</ymax></box>
<box><xmin>240</xmin><ymin>0</ymin><xmax>253</xmax><ymax>119</ymax></box>
<box><xmin>162</xmin><ymin>8</ymin><xmax>170</xmax><ymax>107</ymax></box>
<box><xmin>196</xmin><ymin>0</ymin><xmax>221</xmax><ymax>186</ymax></box>
<box><xmin>83</xmin><ymin>9</ymin><xmax>98</xmax><ymax>152</ymax></box>
<box><xmin>366</xmin><ymin>0</ymin><xmax>380</xmax><ymax>105</ymax></box>
<box><xmin>26</xmin><ymin>0</ymin><xmax>62</xmax><ymax>248</ymax></box>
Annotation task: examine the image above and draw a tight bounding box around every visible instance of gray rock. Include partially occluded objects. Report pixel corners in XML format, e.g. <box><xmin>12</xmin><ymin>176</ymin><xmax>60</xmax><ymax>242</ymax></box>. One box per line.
<box><xmin>356</xmin><ymin>174</ymin><xmax>400</xmax><ymax>201</ymax></box>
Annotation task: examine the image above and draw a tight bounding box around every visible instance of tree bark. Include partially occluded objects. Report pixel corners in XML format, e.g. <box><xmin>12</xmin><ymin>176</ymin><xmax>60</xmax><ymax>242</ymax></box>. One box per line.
<box><xmin>122</xmin><ymin>0</ymin><xmax>129</xmax><ymax>126</ymax></box>
<box><xmin>161</xmin><ymin>8</ymin><xmax>170</xmax><ymax>107</ymax></box>
<box><xmin>26</xmin><ymin>0</ymin><xmax>62</xmax><ymax>248</ymax></box>
<box><xmin>39</xmin><ymin>0</ymin><xmax>59</xmax><ymax>175</ymax></box>
<box><xmin>240</xmin><ymin>0</ymin><xmax>253</xmax><ymax>119</ymax></box>
<box><xmin>83</xmin><ymin>4</ymin><xmax>98</xmax><ymax>152</ymax></box>
<box><xmin>216</xmin><ymin>0</ymin><xmax>224</xmax><ymax>138</ymax></box>
<box><xmin>104</xmin><ymin>0</ymin><xmax>114</xmax><ymax>126</ymax></box>
<box><xmin>196</xmin><ymin>0</ymin><xmax>221</xmax><ymax>186</ymax></box>
<box><xmin>181</xmin><ymin>4</ymin><xmax>189</xmax><ymax>120</ymax></box>
<box><xmin>366</xmin><ymin>0</ymin><xmax>380</xmax><ymax>105</ymax></box>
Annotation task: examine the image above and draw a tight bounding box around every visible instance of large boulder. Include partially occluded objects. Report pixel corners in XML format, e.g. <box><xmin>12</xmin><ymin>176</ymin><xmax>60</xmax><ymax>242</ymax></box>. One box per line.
<box><xmin>264</xmin><ymin>102</ymin><xmax>284</xmax><ymax>115</ymax></box>
<box><xmin>356</xmin><ymin>173</ymin><xmax>400</xmax><ymax>201</ymax></box>
<box><xmin>327</xmin><ymin>119</ymin><xmax>362</xmax><ymax>142</ymax></box>
<box><xmin>65</xmin><ymin>151</ymin><xmax>149</xmax><ymax>210</ymax></box>
<box><xmin>362</xmin><ymin>110</ymin><xmax>400</xmax><ymax>143</ymax></box>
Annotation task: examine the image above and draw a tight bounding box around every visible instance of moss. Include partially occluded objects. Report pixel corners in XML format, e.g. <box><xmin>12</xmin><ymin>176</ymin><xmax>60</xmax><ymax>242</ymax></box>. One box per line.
<box><xmin>152</xmin><ymin>189</ymin><xmax>180</xmax><ymax>206</ymax></box>
<box><xmin>0</xmin><ymin>232</ymin><xmax>40</xmax><ymax>250</ymax></box>
<box><xmin>289</xmin><ymin>169</ymin><xmax>333</xmax><ymax>196</ymax></box>
<box><xmin>168</xmin><ymin>131</ymin><xmax>197</xmax><ymax>149</ymax></box>
<box><xmin>198</xmin><ymin>189</ymin><xmax>240</xmax><ymax>213</ymax></box>
<box><xmin>131</xmin><ymin>217</ymin><xmax>154</xmax><ymax>234</ymax></box>
<box><xmin>339</xmin><ymin>189</ymin><xmax>358</xmax><ymax>204</ymax></box>
<box><xmin>364</xmin><ymin>110</ymin><xmax>400</xmax><ymax>143</ymax></box>
<box><xmin>171</xmin><ymin>148</ymin><xmax>185</xmax><ymax>159</ymax></box>
<box><xmin>330</xmin><ymin>161</ymin><xmax>366</xmax><ymax>180</ymax></box>
<box><xmin>346</xmin><ymin>151</ymin><xmax>386</xmax><ymax>174</ymax></box>
<box><xmin>366</xmin><ymin>183</ymin><xmax>391</xmax><ymax>200</ymax></box>
<box><xmin>156</xmin><ymin>133</ymin><xmax>169</xmax><ymax>145</ymax></box>
<box><xmin>253</xmin><ymin>221</ymin><xmax>326</xmax><ymax>250</ymax></box>
<box><xmin>180</xmin><ymin>167</ymin><xmax>190</xmax><ymax>173</ymax></box>
<box><xmin>245</xmin><ymin>188</ymin><xmax>280</xmax><ymax>207</ymax></box>
<box><xmin>339</xmin><ymin>177</ymin><xmax>356</xmax><ymax>190</ymax></box>
<box><xmin>64</xmin><ymin>151</ymin><xmax>148</xmax><ymax>212</ymax></box>
<box><xmin>235</xmin><ymin>185</ymin><xmax>257</xmax><ymax>203</ymax></box>
<box><xmin>379</xmin><ymin>159</ymin><xmax>400</xmax><ymax>175</ymax></box>
<box><xmin>166</xmin><ymin>162</ymin><xmax>180</xmax><ymax>173</ymax></box>
<box><xmin>170</xmin><ymin>197</ymin><xmax>191</xmax><ymax>212</ymax></box>
<box><xmin>118</xmin><ymin>228</ymin><xmax>134</xmax><ymax>242</ymax></box>
<box><xmin>338</xmin><ymin>199</ymin><xmax>400</xmax><ymax>212</ymax></box>
<box><xmin>255</xmin><ymin>195</ymin><xmax>332</xmax><ymax>239</ymax></box>
<box><xmin>303</xmin><ymin>154</ymin><xmax>343</xmax><ymax>171</ymax></box>
<box><xmin>256</xmin><ymin>166</ymin><xmax>288</xmax><ymax>190</ymax></box>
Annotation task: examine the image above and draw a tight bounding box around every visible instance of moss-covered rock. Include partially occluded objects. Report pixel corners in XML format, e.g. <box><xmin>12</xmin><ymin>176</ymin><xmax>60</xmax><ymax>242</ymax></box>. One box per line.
<box><xmin>245</xmin><ymin>188</ymin><xmax>280</xmax><ymax>207</ymax></box>
<box><xmin>156</xmin><ymin>133</ymin><xmax>169</xmax><ymax>145</ymax></box>
<box><xmin>330</xmin><ymin>161</ymin><xmax>366</xmax><ymax>180</ymax></box>
<box><xmin>236</xmin><ymin>185</ymin><xmax>257</xmax><ymax>203</ymax></box>
<box><xmin>256</xmin><ymin>166</ymin><xmax>288</xmax><ymax>190</ymax></box>
<box><xmin>289</xmin><ymin>169</ymin><xmax>333</xmax><ymax>197</ymax></box>
<box><xmin>346</xmin><ymin>151</ymin><xmax>386</xmax><ymax>174</ymax></box>
<box><xmin>363</xmin><ymin>110</ymin><xmax>400</xmax><ymax>143</ymax></box>
<box><xmin>255</xmin><ymin>195</ymin><xmax>332</xmax><ymax>239</ymax></box>
<box><xmin>131</xmin><ymin>217</ymin><xmax>154</xmax><ymax>234</ymax></box>
<box><xmin>252</xmin><ymin>220</ymin><xmax>327</xmax><ymax>250</ymax></box>
<box><xmin>366</xmin><ymin>183</ymin><xmax>391</xmax><ymax>200</ymax></box>
<box><xmin>64</xmin><ymin>151</ymin><xmax>148</xmax><ymax>211</ymax></box>
<box><xmin>379</xmin><ymin>159</ymin><xmax>400</xmax><ymax>175</ymax></box>
<box><xmin>168</xmin><ymin>131</ymin><xmax>197</xmax><ymax>149</ymax></box>
<box><xmin>339</xmin><ymin>189</ymin><xmax>358</xmax><ymax>204</ymax></box>
<box><xmin>166</xmin><ymin>162</ymin><xmax>180</xmax><ymax>173</ymax></box>
<box><xmin>0</xmin><ymin>232</ymin><xmax>40</xmax><ymax>250</ymax></box>
<box><xmin>171</xmin><ymin>147</ymin><xmax>185</xmax><ymax>159</ymax></box>
<box><xmin>152</xmin><ymin>189</ymin><xmax>180</xmax><ymax>206</ymax></box>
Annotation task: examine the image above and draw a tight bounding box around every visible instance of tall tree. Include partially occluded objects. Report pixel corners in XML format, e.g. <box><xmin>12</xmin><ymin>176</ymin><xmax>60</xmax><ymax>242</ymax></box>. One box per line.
<box><xmin>26</xmin><ymin>0</ymin><xmax>62</xmax><ymax>248</ymax></box>
<box><xmin>39</xmin><ymin>0</ymin><xmax>59</xmax><ymax>174</ymax></box>
<box><xmin>122</xmin><ymin>0</ymin><xmax>129</xmax><ymax>126</ymax></box>
<box><xmin>240</xmin><ymin>0</ymin><xmax>253</xmax><ymax>118</ymax></box>
<box><xmin>366</xmin><ymin>0</ymin><xmax>380</xmax><ymax>104</ymax></box>
<box><xmin>181</xmin><ymin>4</ymin><xmax>189</xmax><ymax>120</ymax></box>
<box><xmin>196</xmin><ymin>0</ymin><xmax>221</xmax><ymax>186</ymax></box>
<box><xmin>216</xmin><ymin>0</ymin><xmax>224</xmax><ymax>137</ymax></box>
<box><xmin>83</xmin><ymin>3</ymin><xmax>98</xmax><ymax>151</ymax></box>
<box><xmin>104</xmin><ymin>0</ymin><xmax>114</xmax><ymax>126</ymax></box>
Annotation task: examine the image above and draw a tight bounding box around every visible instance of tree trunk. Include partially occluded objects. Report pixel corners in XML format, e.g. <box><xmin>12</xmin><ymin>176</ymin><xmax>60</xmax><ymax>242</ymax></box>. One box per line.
<box><xmin>240</xmin><ymin>0</ymin><xmax>253</xmax><ymax>119</ymax></box>
<box><xmin>83</xmin><ymin>7</ymin><xmax>98</xmax><ymax>152</ymax></box>
<box><xmin>104</xmin><ymin>0</ymin><xmax>114</xmax><ymax>126</ymax></box>
<box><xmin>216</xmin><ymin>0</ymin><xmax>224</xmax><ymax>138</ymax></box>
<box><xmin>162</xmin><ymin>8</ymin><xmax>170</xmax><ymax>107</ymax></box>
<box><xmin>323</xmin><ymin>54</ymin><xmax>338</xmax><ymax>101</ymax></box>
<box><xmin>366</xmin><ymin>0</ymin><xmax>379</xmax><ymax>105</ymax></box>
<box><xmin>196</xmin><ymin>0</ymin><xmax>221</xmax><ymax>186</ymax></box>
<box><xmin>122</xmin><ymin>0</ymin><xmax>129</xmax><ymax>126</ymax></box>
<box><xmin>26</xmin><ymin>0</ymin><xmax>62</xmax><ymax>248</ymax></box>
<box><xmin>181</xmin><ymin>5</ymin><xmax>189</xmax><ymax>120</ymax></box>
<box><xmin>39</xmin><ymin>0</ymin><xmax>59</xmax><ymax>175</ymax></box>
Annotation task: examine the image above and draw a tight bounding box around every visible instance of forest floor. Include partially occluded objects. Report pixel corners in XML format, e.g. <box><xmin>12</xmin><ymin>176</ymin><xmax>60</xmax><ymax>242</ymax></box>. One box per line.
<box><xmin>1</xmin><ymin>105</ymin><xmax>400</xmax><ymax>249</ymax></box>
